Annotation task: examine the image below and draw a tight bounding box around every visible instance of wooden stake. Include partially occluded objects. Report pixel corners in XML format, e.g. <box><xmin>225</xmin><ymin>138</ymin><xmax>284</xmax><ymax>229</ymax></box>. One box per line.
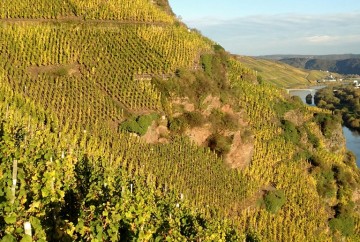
<box><xmin>24</xmin><ymin>221</ymin><xmax>32</xmax><ymax>237</ymax></box>
<box><xmin>6</xmin><ymin>104</ymin><xmax>9</xmax><ymax>119</ymax></box>
<box><xmin>11</xmin><ymin>160</ymin><xmax>18</xmax><ymax>204</ymax></box>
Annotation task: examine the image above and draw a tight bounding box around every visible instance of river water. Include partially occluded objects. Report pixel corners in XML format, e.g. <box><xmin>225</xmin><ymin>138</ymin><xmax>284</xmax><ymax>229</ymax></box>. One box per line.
<box><xmin>288</xmin><ymin>87</ymin><xmax>360</xmax><ymax>167</ymax></box>
<box><xmin>343</xmin><ymin>127</ymin><xmax>360</xmax><ymax>166</ymax></box>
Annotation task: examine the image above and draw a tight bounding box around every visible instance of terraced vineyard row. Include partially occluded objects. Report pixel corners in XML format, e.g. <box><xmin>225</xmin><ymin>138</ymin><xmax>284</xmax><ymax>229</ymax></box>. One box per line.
<box><xmin>0</xmin><ymin>0</ymin><xmax>174</xmax><ymax>23</ymax></box>
<box><xmin>0</xmin><ymin>22</ymin><xmax>210</xmax><ymax>130</ymax></box>
<box><xmin>0</xmin><ymin>83</ymin><xmax>241</xmax><ymax>241</ymax></box>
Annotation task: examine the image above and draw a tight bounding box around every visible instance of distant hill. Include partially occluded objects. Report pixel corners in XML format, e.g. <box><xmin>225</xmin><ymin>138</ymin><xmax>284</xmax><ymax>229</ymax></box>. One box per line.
<box><xmin>260</xmin><ymin>54</ymin><xmax>360</xmax><ymax>75</ymax></box>
<box><xmin>236</xmin><ymin>56</ymin><xmax>333</xmax><ymax>88</ymax></box>
<box><xmin>260</xmin><ymin>54</ymin><xmax>360</xmax><ymax>61</ymax></box>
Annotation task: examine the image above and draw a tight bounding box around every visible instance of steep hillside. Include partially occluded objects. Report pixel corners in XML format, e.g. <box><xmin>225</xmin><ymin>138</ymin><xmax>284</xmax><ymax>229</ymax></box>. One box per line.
<box><xmin>0</xmin><ymin>84</ymin><xmax>241</xmax><ymax>241</ymax></box>
<box><xmin>1</xmin><ymin>1</ymin><xmax>360</xmax><ymax>241</ymax></box>
<box><xmin>236</xmin><ymin>56</ymin><xmax>329</xmax><ymax>88</ymax></box>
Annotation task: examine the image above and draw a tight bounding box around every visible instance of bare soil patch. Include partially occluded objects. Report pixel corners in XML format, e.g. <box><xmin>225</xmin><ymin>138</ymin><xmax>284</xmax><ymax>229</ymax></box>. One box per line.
<box><xmin>352</xmin><ymin>188</ymin><xmax>360</xmax><ymax>203</ymax></box>
<box><xmin>28</xmin><ymin>63</ymin><xmax>81</xmax><ymax>78</ymax></box>
<box><xmin>225</xmin><ymin>131</ymin><xmax>254</xmax><ymax>169</ymax></box>
<box><xmin>142</xmin><ymin>119</ymin><xmax>169</xmax><ymax>144</ymax></box>
<box><xmin>284</xmin><ymin>109</ymin><xmax>305</xmax><ymax>126</ymax></box>
<box><xmin>172</xmin><ymin>97</ymin><xmax>195</xmax><ymax>117</ymax></box>
<box><xmin>185</xmin><ymin>124</ymin><xmax>212</xmax><ymax>146</ymax></box>
<box><xmin>201</xmin><ymin>95</ymin><xmax>221</xmax><ymax>116</ymax></box>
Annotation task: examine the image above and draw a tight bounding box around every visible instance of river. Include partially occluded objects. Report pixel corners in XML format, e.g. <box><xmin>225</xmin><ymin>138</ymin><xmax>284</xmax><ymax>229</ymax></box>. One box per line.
<box><xmin>288</xmin><ymin>87</ymin><xmax>360</xmax><ymax>166</ymax></box>
<box><xmin>343</xmin><ymin>127</ymin><xmax>360</xmax><ymax>167</ymax></box>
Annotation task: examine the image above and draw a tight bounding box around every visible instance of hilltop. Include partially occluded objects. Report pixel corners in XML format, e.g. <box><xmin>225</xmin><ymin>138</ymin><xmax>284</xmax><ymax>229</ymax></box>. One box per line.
<box><xmin>1</xmin><ymin>1</ymin><xmax>360</xmax><ymax>241</ymax></box>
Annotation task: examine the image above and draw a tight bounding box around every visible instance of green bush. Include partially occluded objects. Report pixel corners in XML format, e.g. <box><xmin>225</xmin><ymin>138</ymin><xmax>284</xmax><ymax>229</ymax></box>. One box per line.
<box><xmin>206</xmin><ymin>133</ymin><xmax>232</xmax><ymax>157</ymax></box>
<box><xmin>281</xmin><ymin>120</ymin><xmax>300</xmax><ymax>145</ymax></box>
<box><xmin>222</xmin><ymin>113</ymin><xmax>239</xmax><ymax>131</ymax></box>
<box><xmin>241</xmin><ymin>128</ymin><xmax>253</xmax><ymax>143</ymax></box>
<box><xmin>209</xmin><ymin>109</ymin><xmax>239</xmax><ymax>132</ymax></box>
<box><xmin>293</xmin><ymin>150</ymin><xmax>312</xmax><ymax>162</ymax></box>
<box><xmin>169</xmin><ymin>116</ymin><xmax>187</xmax><ymax>133</ymax></box>
<box><xmin>168</xmin><ymin>111</ymin><xmax>204</xmax><ymax>134</ymax></box>
<box><xmin>183</xmin><ymin>111</ymin><xmax>205</xmax><ymax>128</ymax></box>
<box><xmin>305</xmin><ymin>126</ymin><xmax>320</xmax><ymax>148</ymax></box>
<box><xmin>329</xmin><ymin>215</ymin><xmax>355</xmax><ymax>237</ymax></box>
<box><xmin>200</xmin><ymin>54</ymin><xmax>213</xmax><ymax>76</ymax></box>
<box><xmin>308</xmin><ymin>155</ymin><xmax>323</xmax><ymax>167</ymax></box>
<box><xmin>263</xmin><ymin>190</ymin><xmax>286</xmax><ymax>213</ymax></box>
<box><xmin>119</xmin><ymin>113</ymin><xmax>158</xmax><ymax>136</ymax></box>
<box><xmin>314</xmin><ymin>113</ymin><xmax>341</xmax><ymax>138</ymax></box>
<box><xmin>343</xmin><ymin>151</ymin><xmax>356</xmax><ymax>167</ymax></box>
<box><xmin>315</xmin><ymin>170</ymin><xmax>337</xmax><ymax>198</ymax></box>
<box><xmin>256</xmin><ymin>75</ymin><xmax>263</xmax><ymax>85</ymax></box>
<box><xmin>273</xmin><ymin>101</ymin><xmax>296</xmax><ymax>117</ymax></box>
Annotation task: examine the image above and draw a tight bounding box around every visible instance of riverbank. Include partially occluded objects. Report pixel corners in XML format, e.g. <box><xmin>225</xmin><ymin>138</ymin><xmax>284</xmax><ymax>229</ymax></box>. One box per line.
<box><xmin>288</xmin><ymin>85</ymin><xmax>360</xmax><ymax>166</ymax></box>
<box><xmin>315</xmin><ymin>85</ymin><xmax>360</xmax><ymax>132</ymax></box>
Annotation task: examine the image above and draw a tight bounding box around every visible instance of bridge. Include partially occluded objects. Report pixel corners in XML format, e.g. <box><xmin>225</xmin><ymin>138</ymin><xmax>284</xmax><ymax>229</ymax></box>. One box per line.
<box><xmin>285</xmin><ymin>89</ymin><xmax>316</xmax><ymax>95</ymax></box>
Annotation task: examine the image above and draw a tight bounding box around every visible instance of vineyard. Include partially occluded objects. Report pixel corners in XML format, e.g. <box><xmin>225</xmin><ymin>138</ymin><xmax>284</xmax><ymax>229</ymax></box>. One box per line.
<box><xmin>0</xmin><ymin>84</ymin><xmax>242</xmax><ymax>241</ymax></box>
<box><xmin>1</xmin><ymin>0</ymin><xmax>360</xmax><ymax>241</ymax></box>
<box><xmin>0</xmin><ymin>21</ymin><xmax>211</xmax><ymax>131</ymax></box>
<box><xmin>0</xmin><ymin>0</ymin><xmax>174</xmax><ymax>23</ymax></box>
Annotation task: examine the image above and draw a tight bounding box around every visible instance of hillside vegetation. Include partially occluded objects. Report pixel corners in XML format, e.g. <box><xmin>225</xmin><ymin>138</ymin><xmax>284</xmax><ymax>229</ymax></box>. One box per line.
<box><xmin>1</xmin><ymin>1</ymin><xmax>360</xmax><ymax>241</ymax></box>
<box><xmin>315</xmin><ymin>85</ymin><xmax>360</xmax><ymax>131</ymax></box>
<box><xmin>236</xmin><ymin>56</ymin><xmax>329</xmax><ymax>88</ymax></box>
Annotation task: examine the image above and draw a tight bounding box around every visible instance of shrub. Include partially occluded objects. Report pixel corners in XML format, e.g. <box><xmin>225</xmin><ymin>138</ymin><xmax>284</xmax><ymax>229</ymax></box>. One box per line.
<box><xmin>241</xmin><ymin>128</ymin><xmax>253</xmax><ymax>143</ymax></box>
<box><xmin>308</xmin><ymin>155</ymin><xmax>323</xmax><ymax>167</ymax></box>
<box><xmin>256</xmin><ymin>75</ymin><xmax>263</xmax><ymax>85</ymax></box>
<box><xmin>206</xmin><ymin>133</ymin><xmax>232</xmax><ymax>157</ymax></box>
<box><xmin>209</xmin><ymin>109</ymin><xmax>239</xmax><ymax>132</ymax></box>
<box><xmin>119</xmin><ymin>113</ymin><xmax>158</xmax><ymax>136</ymax></box>
<box><xmin>183</xmin><ymin>111</ymin><xmax>205</xmax><ymax>128</ymax></box>
<box><xmin>168</xmin><ymin>116</ymin><xmax>187</xmax><ymax>133</ymax></box>
<box><xmin>263</xmin><ymin>190</ymin><xmax>286</xmax><ymax>213</ymax></box>
<box><xmin>329</xmin><ymin>203</ymin><xmax>355</xmax><ymax>236</ymax></box>
<box><xmin>281</xmin><ymin>120</ymin><xmax>300</xmax><ymax>144</ymax></box>
<box><xmin>168</xmin><ymin>111</ymin><xmax>204</xmax><ymax>134</ymax></box>
<box><xmin>314</xmin><ymin>113</ymin><xmax>341</xmax><ymax>138</ymax></box>
<box><xmin>305</xmin><ymin>126</ymin><xmax>320</xmax><ymax>148</ymax></box>
<box><xmin>293</xmin><ymin>150</ymin><xmax>312</xmax><ymax>162</ymax></box>
<box><xmin>222</xmin><ymin>113</ymin><xmax>239</xmax><ymax>131</ymax></box>
<box><xmin>329</xmin><ymin>215</ymin><xmax>355</xmax><ymax>237</ymax></box>
<box><xmin>200</xmin><ymin>54</ymin><xmax>213</xmax><ymax>76</ymax></box>
<box><xmin>315</xmin><ymin>170</ymin><xmax>337</xmax><ymax>198</ymax></box>
<box><xmin>273</xmin><ymin>101</ymin><xmax>296</xmax><ymax>117</ymax></box>
<box><xmin>343</xmin><ymin>151</ymin><xmax>356</xmax><ymax>167</ymax></box>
